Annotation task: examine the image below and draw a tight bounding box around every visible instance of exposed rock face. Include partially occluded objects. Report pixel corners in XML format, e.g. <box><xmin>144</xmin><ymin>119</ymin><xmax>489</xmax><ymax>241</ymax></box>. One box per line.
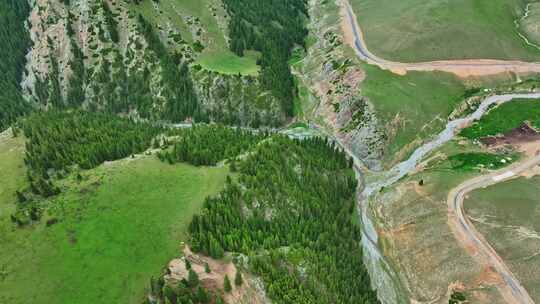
<box><xmin>21</xmin><ymin>0</ymin><xmax>281</xmax><ymax>126</ymax></box>
<box><xmin>295</xmin><ymin>1</ymin><xmax>407</xmax><ymax>303</ymax></box>
<box><xmin>297</xmin><ymin>0</ymin><xmax>385</xmax><ymax>170</ymax></box>
<box><xmin>192</xmin><ymin>70</ymin><xmax>285</xmax><ymax>127</ymax></box>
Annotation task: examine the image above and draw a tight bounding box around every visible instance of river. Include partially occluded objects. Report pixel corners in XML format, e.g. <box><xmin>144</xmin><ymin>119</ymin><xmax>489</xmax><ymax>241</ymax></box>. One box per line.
<box><xmin>348</xmin><ymin>93</ymin><xmax>540</xmax><ymax>303</ymax></box>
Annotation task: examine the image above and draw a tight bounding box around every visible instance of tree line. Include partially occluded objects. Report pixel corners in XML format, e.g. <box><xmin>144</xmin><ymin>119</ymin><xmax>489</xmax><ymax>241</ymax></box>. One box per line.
<box><xmin>20</xmin><ymin>110</ymin><xmax>161</xmax><ymax>176</ymax></box>
<box><xmin>10</xmin><ymin>110</ymin><xmax>161</xmax><ymax>225</ymax></box>
<box><xmin>0</xmin><ymin>0</ymin><xmax>32</xmax><ymax>131</ymax></box>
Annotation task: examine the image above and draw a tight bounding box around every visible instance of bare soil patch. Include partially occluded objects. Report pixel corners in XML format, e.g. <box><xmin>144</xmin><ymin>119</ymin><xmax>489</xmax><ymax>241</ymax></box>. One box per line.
<box><xmin>165</xmin><ymin>247</ymin><xmax>267</xmax><ymax>304</ymax></box>
<box><xmin>480</xmin><ymin>123</ymin><xmax>540</xmax><ymax>147</ymax></box>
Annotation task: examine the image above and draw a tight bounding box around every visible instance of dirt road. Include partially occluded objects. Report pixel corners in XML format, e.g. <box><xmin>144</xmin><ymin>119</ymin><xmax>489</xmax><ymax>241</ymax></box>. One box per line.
<box><xmin>448</xmin><ymin>154</ymin><xmax>540</xmax><ymax>304</ymax></box>
<box><xmin>340</xmin><ymin>0</ymin><xmax>540</xmax><ymax>77</ymax></box>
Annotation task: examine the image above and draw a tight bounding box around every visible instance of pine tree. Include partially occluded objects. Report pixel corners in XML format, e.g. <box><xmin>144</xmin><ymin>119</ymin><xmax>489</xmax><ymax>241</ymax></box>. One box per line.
<box><xmin>187</xmin><ymin>269</ymin><xmax>199</xmax><ymax>288</ymax></box>
<box><xmin>195</xmin><ymin>286</ymin><xmax>208</xmax><ymax>303</ymax></box>
<box><xmin>234</xmin><ymin>271</ymin><xmax>243</xmax><ymax>286</ymax></box>
<box><xmin>215</xmin><ymin>296</ymin><xmax>225</xmax><ymax>304</ymax></box>
<box><xmin>223</xmin><ymin>275</ymin><xmax>232</xmax><ymax>293</ymax></box>
<box><xmin>163</xmin><ymin>285</ymin><xmax>176</xmax><ymax>304</ymax></box>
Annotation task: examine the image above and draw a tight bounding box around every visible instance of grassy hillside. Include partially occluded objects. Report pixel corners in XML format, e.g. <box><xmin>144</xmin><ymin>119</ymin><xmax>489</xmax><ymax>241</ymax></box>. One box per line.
<box><xmin>133</xmin><ymin>0</ymin><xmax>260</xmax><ymax>75</ymax></box>
<box><xmin>0</xmin><ymin>147</ymin><xmax>228</xmax><ymax>303</ymax></box>
<box><xmin>520</xmin><ymin>2</ymin><xmax>540</xmax><ymax>46</ymax></box>
<box><xmin>349</xmin><ymin>0</ymin><xmax>540</xmax><ymax>62</ymax></box>
<box><xmin>0</xmin><ymin>131</ymin><xmax>27</xmax><ymax>221</ymax></box>
<box><xmin>461</xmin><ymin>98</ymin><xmax>540</xmax><ymax>139</ymax></box>
<box><xmin>465</xmin><ymin>176</ymin><xmax>540</xmax><ymax>302</ymax></box>
<box><xmin>368</xmin><ymin>139</ymin><xmax>517</xmax><ymax>302</ymax></box>
<box><xmin>360</xmin><ymin>64</ymin><xmax>466</xmax><ymax>165</ymax></box>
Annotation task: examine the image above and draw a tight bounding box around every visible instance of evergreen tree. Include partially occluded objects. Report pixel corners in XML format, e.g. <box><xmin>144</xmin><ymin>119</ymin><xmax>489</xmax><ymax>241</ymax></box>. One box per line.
<box><xmin>223</xmin><ymin>0</ymin><xmax>308</xmax><ymax>116</ymax></box>
<box><xmin>223</xmin><ymin>275</ymin><xmax>232</xmax><ymax>293</ymax></box>
<box><xmin>187</xmin><ymin>269</ymin><xmax>199</xmax><ymax>288</ymax></box>
<box><xmin>0</xmin><ymin>0</ymin><xmax>32</xmax><ymax>131</ymax></box>
<box><xmin>187</xmin><ymin>136</ymin><xmax>380</xmax><ymax>303</ymax></box>
<box><xmin>215</xmin><ymin>296</ymin><xmax>225</xmax><ymax>304</ymax></box>
<box><xmin>234</xmin><ymin>271</ymin><xmax>243</xmax><ymax>287</ymax></box>
<box><xmin>160</xmin><ymin>125</ymin><xmax>267</xmax><ymax>167</ymax></box>
<box><xmin>195</xmin><ymin>286</ymin><xmax>208</xmax><ymax>303</ymax></box>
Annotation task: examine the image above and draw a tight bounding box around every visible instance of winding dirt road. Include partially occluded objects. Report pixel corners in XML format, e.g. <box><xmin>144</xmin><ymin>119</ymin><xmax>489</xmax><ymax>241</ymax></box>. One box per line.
<box><xmin>448</xmin><ymin>154</ymin><xmax>540</xmax><ymax>304</ymax></box>
<box><xmin>340</xmin><ymin>0</ymin><xmax>540</xmax><ymax>77</ymax></box>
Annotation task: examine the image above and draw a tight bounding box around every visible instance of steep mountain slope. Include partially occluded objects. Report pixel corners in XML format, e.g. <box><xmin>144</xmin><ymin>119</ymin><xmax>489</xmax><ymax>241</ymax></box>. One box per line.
<box><xmin>0</xmin><ymin>1</ymin><xmax>32</xmax><ymax>131</ymax></box>
<box><xmin>19</xmin><ymin>0</ymin><xmax>286</xmax><ymax>127</ymax></box>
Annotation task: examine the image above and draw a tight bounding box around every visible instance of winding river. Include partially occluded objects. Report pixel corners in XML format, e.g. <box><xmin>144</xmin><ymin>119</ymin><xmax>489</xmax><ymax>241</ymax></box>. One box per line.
<box><xmin>347</xmin><ymin>93</ymin><xmax>540</xmax><ymax>303</ymax></box>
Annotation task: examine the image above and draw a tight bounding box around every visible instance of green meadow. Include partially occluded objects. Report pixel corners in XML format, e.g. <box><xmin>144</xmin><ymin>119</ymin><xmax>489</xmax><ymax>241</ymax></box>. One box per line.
<box><xmin>133</xmin><ymin>0</ymin><xmax>259</xmax><ymax>76</ymax></box>
<box><xmin>350</xmin><ymin>0</ymin><xmax>540</xmax><ymax>62</ymax></box>
<box><xmin>461</xmin><ymin>98</ymin><xmax>540</xmax><ymax>139</ymax></box>
<box><xmin>465</xmin><ymin>176</ymin><xmax>540</xmax><ymax>302</ymax></box>
<box><xmin>0</xmin><ymin>136</ymin><xmax>228</xmax><ymax>304</ymax></box>
<box><xmin>360</xmin><ymin>64</ymin><xmax>466</xmax><ymax>165</ymax></box>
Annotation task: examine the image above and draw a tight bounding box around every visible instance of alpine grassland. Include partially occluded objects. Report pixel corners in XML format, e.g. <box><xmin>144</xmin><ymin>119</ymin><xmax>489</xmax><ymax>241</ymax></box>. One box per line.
<box><xmin>368</xmin><ymin>139</ymin><xmax>517</xmax><ymax>302</ymax></box>
<box><xmin>349</xmin><ymin>0</ymin><xmax>540</xmax><ymax>61</ymax></box>
<box><xmin>520</xmin><ymin>2</ymin><xmax>540</xmax><ymax>46</ymax></box>
<box><xmin>465</xmin><ymin>176</ymin><xmax>540</xmax><ymax>302</ymax></box>
<box><xmin>0</xmin><ymin>143</ymin><xmax>228</xmax><ymax>303</ymax></box>
<box><xmin>360</xmin><ymin>64</ymin><xmax>466</xmax><ymax>164</ymax></box>
<box><xmin>132</xmin><ymin>0</ymin><xmax>260</xmax><ymax>75</ymax></box>
<box><xmin>460</xmin><ymin>98</ymin><xmax>540</xmax><ymax>139</ymax></box>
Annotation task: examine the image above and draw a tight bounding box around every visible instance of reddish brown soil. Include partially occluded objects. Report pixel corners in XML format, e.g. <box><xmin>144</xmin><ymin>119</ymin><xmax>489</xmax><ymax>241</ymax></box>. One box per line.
<box><xmin>481</xmin><ymin>123</ymin><xmax>540</xmax><ymax>146</ymax></box>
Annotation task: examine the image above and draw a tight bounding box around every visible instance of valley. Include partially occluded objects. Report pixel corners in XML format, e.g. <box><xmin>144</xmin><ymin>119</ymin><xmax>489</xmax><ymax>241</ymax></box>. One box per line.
<box><xmin>1</xmin><ymin>0</ymin><xmax>540</xmax><ymax>303</ymax></box>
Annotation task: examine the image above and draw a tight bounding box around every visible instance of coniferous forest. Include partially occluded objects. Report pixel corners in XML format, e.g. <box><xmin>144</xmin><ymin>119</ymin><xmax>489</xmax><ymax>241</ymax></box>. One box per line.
<box><xmin>10</xmin><ymin>110</ymin><xmax>161</xmax><ymax>225</ymax></box>
<box><xmin>137</xmin><ymin>15</ymin><xmax>202</xmax><ymax>122</ymax></box>
<box><xmin>0</xmin><ymin>0</ymin><xmax>31</xmax><ymax>131</ymax></box>
<box><xmin>158</xmin><ymin>125</ymin><xmax>267</xmax><ymax>166</ymax></box>
<box><xmin>187</xmin><ymin>136</ymin><xmax>380</xmax><ymax>303</ymax></box>
<box><xmin>20</xmin><ymin>110</ymin><xmax>161</xmax><ymax>175</ymax></box>
<box><xmin>224</xmin><ymin>0</ymin><xmax>308</xmax><ymax>116</ymax></box>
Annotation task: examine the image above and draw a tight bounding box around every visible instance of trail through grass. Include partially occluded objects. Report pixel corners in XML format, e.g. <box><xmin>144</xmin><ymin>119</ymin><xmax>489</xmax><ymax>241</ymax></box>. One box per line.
<box><xmin>465</xmin><ymin>177</ymin><xmax>540</xmax><ymax>302</ymax></box>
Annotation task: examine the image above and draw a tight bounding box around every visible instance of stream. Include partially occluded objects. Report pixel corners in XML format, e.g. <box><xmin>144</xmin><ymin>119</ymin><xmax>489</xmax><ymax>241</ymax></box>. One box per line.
<box><xmin>168</xmin><ymin>92</ymin><xmax>540</xmax><ymax>302</ymax></box>
<box><xmin>347</xmin><ymin>92</ymin><xmax>540</xmax><ymax>303</ymax></box>
<box><xmin>514</xmin><ymin>3</ymin><xmax>540</xmax><ymax>51</ymax></box>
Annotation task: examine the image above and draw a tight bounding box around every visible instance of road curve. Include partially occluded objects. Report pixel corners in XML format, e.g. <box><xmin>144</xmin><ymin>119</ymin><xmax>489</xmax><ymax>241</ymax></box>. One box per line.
<box><xmin>340</xmin><ymin>0</ymin><xmax>540</xmax><ymax>77</ymax></box>
<box><xmin>448</xmin><ymin>154</ymin><xmax>540</xmax><ymax>304</ymax></box>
